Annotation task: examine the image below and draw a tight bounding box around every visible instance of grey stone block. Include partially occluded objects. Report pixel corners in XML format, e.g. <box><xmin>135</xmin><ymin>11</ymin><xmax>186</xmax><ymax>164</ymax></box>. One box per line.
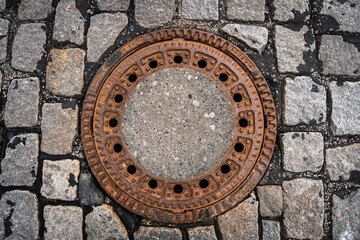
<box><xmin>181</xmin><ymin>0</ymin><xmax>218</xmax><ymax>20</ymax></box>
<box><xmin>135</xmin><ymin>0</ymin><xmax>174</xmax><ymax>28</ymax></box>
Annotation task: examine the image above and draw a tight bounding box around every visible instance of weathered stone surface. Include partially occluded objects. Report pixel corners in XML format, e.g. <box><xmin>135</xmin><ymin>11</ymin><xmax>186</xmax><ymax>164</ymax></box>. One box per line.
<box><xmin>222</xmin><ymin>24</ymin><xmax>268</xmax><ymax>52</ymax></box>
<box><xmin>283</xmin><ymin>178</ymin><xmax>324</xmax><ymax>239</ymax></box>
<box><xmin>0</xmin><ymin>19</ymin><xmax>9</xmax><ymax>63</ymax></box>
<box><xmin>87</xmin><ymin>13</ymin><xmax>127</xmax><ymax>62</ymax></box>
<box><xmin>96</xmin><ymin>0</ymin><xmax>130</xmax><ymax>11</ymax></box>
<box><xmin>5</xmin><ymin>77</ymin><xmax>39</xmax><ymax>128</ymax></box>
<box><xmin>326</xmin><ymin>144</ymin><xmax>360</xmax><ymax>181</ymax></box>
<box><xmin>85</xmin><ymin>204</ymin><xmax>129</xmax><ymax>240</ymax></box>
<box><xmin>135</xmin><ymin>0</ymin><xmax>174</xmax><ymax>28</ymax></box>
<box><xmin>226</xmin><ymin>0</ymin><xmax>265</xmax><ymax>21</ymax></box>
<box><xmin>332</xmin><ymin>189</ymin><xmax>360</xmax><ymax>240</ymax></box>
<box><xmin>79</xmin><ymin>172</ymin><xmax>104</xmax><ymax>206</ymax></box>
<box><xmin>134</xmin><ymin>227</ymin><xmax>182</xmax><ymax>240</ymax></box>
<box><xmin>41</xmin><ymin>159</ymin><xmax>80</xmax><ymax>200</ymax></box>
<box><xmin>281</xmin><ymin>132</ymin><xmax>324</xmax><ymax>172</ymax></box>
<box><xmin>41</xmin><ymin>103</ymin><xmax>78</xmax><ymax>155</ymax></box>
<box><xmin>46</xmin><ymin>48</ymin><xmax>85</xmax><ymax>96</ymax></box>
<box><xmin>0</xmin><ymin>190</ymin><xmax>39</xmax><ymax>239</ymax></box>
<box><xmin>181</xmin><ymin>0</ymin><xmax>218</xmax><ymax>20</ymax></box>
<box><xmin>274</xmin><ymin>25</ymin><xmax>315</xmax><ymax>73</ymax></box>
<box><xmin>0</xmin><ymin>134</ymin><xmax>39</xmax><ymax>186</ymax></box>
<box><xmin>330</xmin><ymin>81</ymin><xmax>360</xmax><ymax>135</ymax></box>
<box><xmin>44</xmin><ymin>205</ymin><xmax>83</xmax><ymax>240</ymax></box>
<box><xmin>18</xmin><ymin>0</ymin><xmax>52</xmax><ymax>20</ymax></box>
<box><xmin>320</xmin><ymin>0</ymin><xmax>360</xmax><ymax>33</ymax></box>
<box><xmin>273</xmin><ymin>0</ymin><xmax>309</xmax><ymax>22</ymax></box>
<box><xmin>262</xmin><ymin>220</ymin><xmax>280</xmax><ymax>240</ymax></box>
<box><xmin>319</xmin><ymin>35</ymin><xmax>360</xmax><ymax>76</ymax></box>
<box><xmin>53</xmin><ymin>0</ymin><xmax>85</xmax><ymax>45</ymax></box>
<box><xmin>218</xmin><ymin>193</ymin><xmax>259</xmax><ymax>240</ymax></box>
<box><xmin>123</xmin><ymin>69</ymin><xmax>233</xmax><ymax>179</ymax></box>
<box><xmin>11</xmin><ymin>23</ymin><xmax>46</xmax><ymax>72</ymax></box>
<box><xmin>188</xmin><ymin>226</ymin><xmax>217</xmax><ymax>240</ymax></box>
<box><xmin>257</xmin><ymin>185</ymin><xmax>283</xmax><ymax>217</ymax></box>
<box><xmin>283</xmin><ymin>76</ymin><xmax>326</xmax><ymax>125</ymax></box>
<box><xmin>0</xmin><ymin>0</ymin><xmax>5</xmax><ymax>11</ymax></box>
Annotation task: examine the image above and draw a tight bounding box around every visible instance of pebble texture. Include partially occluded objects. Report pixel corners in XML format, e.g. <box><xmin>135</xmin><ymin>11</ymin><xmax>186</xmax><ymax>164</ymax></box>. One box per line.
<box><xmin>41</xmin><ymin>103</ymin><xmax>78</xmax><ymax>155</ymax></box>
<box><xmin>226</xmin><ymin>0</ymin><xmax>265</xmax><ymax>21</ymax></box>
<box><xmin>5</xmin><ymin>77</ymin><xmax>39</xmax><ymax>128</ymax></box>
<box><xmin>320</xmin><ymin>0</ymin><xmax>360</xmax><ymax>33</ymax></box>
<box><xmin>218</xmin><ymin>193</ymin><xmax>259</xmax><ymax>240</ymax></box>
<box><xmin>85</xmin><ymin>204</ymin><xmax>129</xmax><ymax>240</ymax></box>
<box><xmin>53</xmin><ymin>0</ymin><xmax>85</xmax><ymax>45</ymax></box>
<box><xmin>0</xmin><ymin>19</ymin><xmax>9</xmax><ymax>62</ymax></box>
<box><xmin>135</xmin><ymin>0</ymin><xmax>174</xmax><ymax>28</ymax></box>
<box><xmin>188</xmin><ymin>226</ymin><xmax>217</xmax><ymax>240</ymax></box>
<box><xmin>326</xmin><ymin>144</ymin><xmax>360</xmax><ymax>181</ymax></box>
<box><xmin>134</xmin><ymin>227</ymin><xmax>182</xmax><ymax>240</ymax></box>
<box><xmin>283</xmin><ymin>76</ymin><xmax>326</xmax><ymax>125</ymax></box>
<box><xmin>275</xmin><ymin>25</ymin><xmax>314</xmax><ymax>73</ymax></box>
<box><xmin>11</xmin><ymin>23</ymin><xmax>46</xmax><ymax>72</ymax></box>
<box><xmin>181</xmin><ymin>0</ymin><xmax>218</xmax><ymax>20</ymax></box>
<box><xmin>273</xmin><ymin>0</ymin><xmax>309</xmax><ymax>22</ymax></box>
<box><xmin>18</xmin><ymin>0</ymin><xmax>52</xmax><ymax>20</ymax></box>
<box><xmin>257</xmin><ymin>185</ymin><xmax>283</xmax><ymax>217</ymax></box>
<box><xmin>87</xmin><ymin>13</ymin><xmax>128</xmax><ymax>62</ymax></box>
<box><xmin>41</xmin><ymin>159</ymin><xmax>80</xmax><ymax>200</ymax></box>
<box><xmin>46</xmin><ymin>48</ymin><xmax>85</xmax><ymax>96</ymax></box>
<box><xmin>96</xmin><ymin>0</ymin><xmax>130</xmax><ymax>11</ymax></box>
<box><xmin>319</xmin><ymin>35</ymin><xmax>360</xmax><ymax>76</ymax></box>
<box><xmin>281</xmin><ymin>132</ymin><xmax>324</xmax><ymax>172</ymax></box>
<box><xmin>330</xmin><ymin>81</ymin><xmax>360</xmax><ymax>135</ymax></box>
<box><xmin>0</xmin><ymin>190</ymin><xmax>39</xmax><ymax>239</ymax></box>
<box><xmin>222</xmin><ymin>24</ymin><xmax>268</xmax><ymax>52</ymax></box>
<box><xmin>0</xmin><ymin>134</ymin><xmax>39</xmax><ymax>186</ymax></box>
<box><xmin>44</xmin><ymin>205</ymin><xmax>83</xmax><ymax>240</ymax></box>
<box><xmin>262</xmin><ymin>220</ymin><xmax>280</xmax><ymax>240</ymax></box>
<box><xmin>123</xmin><ymin>68</ymin><xmax>233</xmax><ymax>179</ymax></box>
<box><xmin>332</xmin><ymin>189</ymin><xmax>360</xmax><ymax>240</ymax></box>
<box><xmin>283</xmin><ymin>178</ymin><xmax>324</xmax><ymax>239</ymax></box>
<box><xmin>79</xmin><ymin>172</ymin><xmax>104</xmax><ymax>206</ymax></box>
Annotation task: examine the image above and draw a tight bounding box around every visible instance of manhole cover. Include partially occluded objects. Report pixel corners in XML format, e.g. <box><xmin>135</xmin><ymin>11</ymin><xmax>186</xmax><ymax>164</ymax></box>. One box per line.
<box><xmin>81</xmin><ymin>28</ymin><xmax>277</xmax><ymax>224</ymax></box>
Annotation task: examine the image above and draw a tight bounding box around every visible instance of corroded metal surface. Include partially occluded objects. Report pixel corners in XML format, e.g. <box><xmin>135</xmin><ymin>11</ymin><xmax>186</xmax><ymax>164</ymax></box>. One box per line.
<box><xmin>81</xmin><ymin>28</ymin><xmax>277</xmax><ymax>224</ymax></box>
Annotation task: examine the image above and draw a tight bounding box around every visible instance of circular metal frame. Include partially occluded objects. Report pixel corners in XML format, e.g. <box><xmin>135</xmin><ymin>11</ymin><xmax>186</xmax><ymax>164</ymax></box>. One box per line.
<box><xmin>81</xmin><ymin>28</ymin><xmax>277</xmax><ymax>224</ymax></box>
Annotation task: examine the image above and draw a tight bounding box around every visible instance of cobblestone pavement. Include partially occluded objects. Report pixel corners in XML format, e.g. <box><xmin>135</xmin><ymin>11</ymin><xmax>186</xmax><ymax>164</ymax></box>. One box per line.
<box><xmin>0</xmin><ymin>0</ymin><xmax>359</xmax><ymax>239</ymax></box>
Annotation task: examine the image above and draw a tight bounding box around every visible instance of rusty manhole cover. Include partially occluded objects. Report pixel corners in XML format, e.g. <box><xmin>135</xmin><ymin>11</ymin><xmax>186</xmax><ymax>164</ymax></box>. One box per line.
<box><xmin>81</xmin><ymin>28</ymin><xmax>277</xmax><ymax>224</ymax></box>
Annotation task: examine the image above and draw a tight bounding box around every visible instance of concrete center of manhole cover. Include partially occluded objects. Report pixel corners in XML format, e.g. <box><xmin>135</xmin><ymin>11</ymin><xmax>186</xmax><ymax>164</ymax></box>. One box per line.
<box><xmin>123</xmin><ymin>68</ymin><xmax>234</xmax><ymax>180</ymax></box>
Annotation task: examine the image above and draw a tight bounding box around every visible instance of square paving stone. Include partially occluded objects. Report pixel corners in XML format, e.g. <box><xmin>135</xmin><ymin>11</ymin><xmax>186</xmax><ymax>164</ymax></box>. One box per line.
<box><xmin>18</xmin><ymin>0</ymin><xmax>52</xmax><ymax>20</ymax></box>
<box><xmin>181</xmin><ymin>0</ymin><xmax>218</xmax><ymax>20</ymax></box>
<box><xmin>44</xmin><ymin>205</ymin><xmax>83</xmax><ymax>240</ymax></box>
<box><xmin>134</xmin><ymin>0</ymin><xmax>174</xmax><ymax>28</ymax></box>
<box><xmin>257</xmin><ymin>185</ymin><xmax>283</xmax><ymax>217</ymax></box>
<box><xmin>0</xmin><ymin>133</ymin><xmax>39</xmax><ymax>186</ymax></box>
<box><xmin>41</xmin><ymin>159</ymin><xmax>80</xmax><ymax>200</ymax></box>
<box><xmin>0</xmin><ymin>0</ymin><xmax>5</xmax><ymax>11</ymax></box>
<box><xmin>273</xmin><ymin>0</ymin><xmax>310</xmax><ymax>22</ymax></box>
<box><xmin>0</xmin><ymin>18</ymin><xmax>9</xmax><ymax>63</ymax></box>
<box><xmin>330</xmin><ymin>81</ymin><xmax>360</xmax><ymax>135</ymax></box>
<box><xmin>283</xmin><ymin>76</ymin><xmax>326</xmax><ymax>125</ymax></box>
<box><xmin>96</xmin><ymin>0</ymin><xmax>130</xmax><ymax>11</ymax></box>
<box><xmin>134</xmin><ymin>226</ymin><xmax>182</xmax><ymax>240</ymax></box>
<box><xmin>5</xmin><ymin>77</ymin><xmax>39</xmax><ymax>128</ymax></box>
<box><xmin>41</xmin><ymin>103</ymin><xmax>78</xmax><ymax>155</ymax></box>
<box><xmin>281</xmin><ymin>132</ymin><xmax>324</xmax><ymax>172</ymax></box>
<box><xmin>46</xmin><ymin>48</ymin><xmax>85</xmax><ymax>96</ymax></box>
<box><xmin>262</xmin><ymin>220</ymin><xmax>280</xmax><ymax>240</ymax></box>
<box><xmin>226</xmin><ymin>0</ymin><xmax>265</xmax><ymax>21</ymax></box>
<box><xmin>188</xmin><ymin>226</ymin><xmax>217</xmax><ymax>240</ymax></box>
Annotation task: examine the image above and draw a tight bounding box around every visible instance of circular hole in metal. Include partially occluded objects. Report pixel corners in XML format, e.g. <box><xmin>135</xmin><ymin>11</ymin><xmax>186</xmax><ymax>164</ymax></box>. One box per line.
<box><xmin>114</xmin><ymin>94</ymin><xmax>123</xmax><ymax>103</ymax></box>
<box><xmin>109</xmin><ymin>118</ymin><xmax>118</xmax><ymax>127</ymax></box>
<box><xmin>173</xmin><ymin>184</ymin><xmax>183</xmax><ymax>194</ymax></box>
<box><xmin>219</xmin><ymin>73</ymin><xmax>228</xmax><ymax>82</ymax></box>
<box><xmin>113</xmin><ymin>144</ymin><xmax>122</xmax><ymax>153</ymax></box>
<box><xmin>198</xmin><ymin>60</ymin><xmax>207</xmax><ymax>68</ymax></box>
<box><xmin>221</xmin><ymin>164</ymin><xmax>230</xmax><ymax>174</ymax></box>
<box><xmin>128</xmin><ymin>74</ymin><xmax>137</xmax><ymax>82</ymax></box>
<box><xmin>174</xmin><ymin>55</ymin><xmax>183</xmax><ymax>64</ymax></box>
<box><xmin>148</xmin><ymin>179</ymin><xmax>158</xmax><ymax>189</ymax></box>
<box><xmin>149</xmin><ymin>60</ymin><xmax>158</xmax><ymax>68</ymax></box>
<box><xmin>233</xmin><ymin>93</ymin><xmax>243</xmax><ymax>102</ymax></box>
<box><xmin>235</xmin><ymin>143</ymin><xmax>244</xmax><ymax>152</ymax></box>
<box><xmin>239</xmin><ymin>118</ymin><xmax>248</xmax><ymax>127</ymax></box>
<box><xmin>199</xmin><ymin>179</ymin><xmax>209</xmax><ymax>189</ymax></box>
<box><xmin>127</xmin><ymin>165</ymin><xmax>136</xmax><ymax>174</ymax></box>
